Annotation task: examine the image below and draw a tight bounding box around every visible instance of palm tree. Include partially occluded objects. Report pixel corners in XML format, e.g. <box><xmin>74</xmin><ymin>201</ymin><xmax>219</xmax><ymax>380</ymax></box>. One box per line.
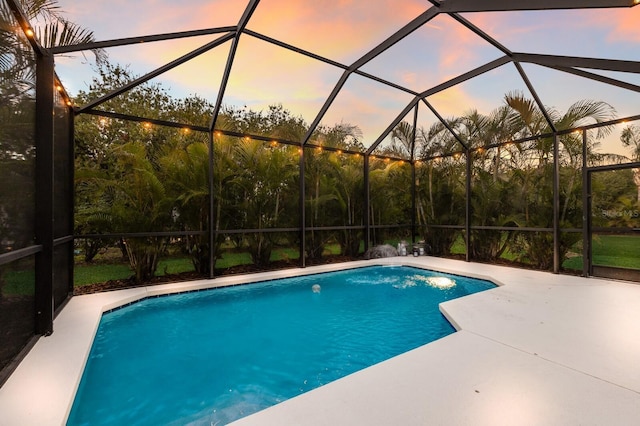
<box><xmin>621</xmin><ymin>124</ymin><xmax>640</xmax><ymax>162</ymax></box>
<box><xmin>160</xmin><ymin>140</ymin><xmax>212</xmax><ymax>274</ymax></box>
<box><xmin>620</xmin><ymin>125</ymin><xmax>640</xmax><ymax>207</ymax></box>
<box><xmin>504</xmin><ymin>93</ymin><xmax>617</xmax><ymax>269</ymax></box>
<box><xmin>77</xmin><ymin>141</ymin><xmax>173</xmax><ymax>282</ymax></box>
<box><xmin>415</xmin><ymin>119</ymin><xmax>465</xmax><ymax>255</ymax></box>
<box><xmin>389</xmin><ymin>121</ymin><xmax>415</xmax><ymax>158</ymax></box>
<box><xmin>620</xmin><ymin>124</ymin><xmax>640</xmax><ymax>206</ymax></box>
<box><xmin>319</xmin><ymin>124</ymin><xmax>365</xmax><ymax>256</ymax></box>
<box><xmin>329</xmin><ymin>152</ymin><xmax>364</xmax><ymax>256</ymax></box>
<box><xmin>232</xmin><ymin>137</ymin><xmax>298</xmax><ymax>267</ymax></box>
<box><xmin>1</xmin><ymin>0</ymin><xmax>105</xmax><ymax>80</ymax></box>
<box><xmin>368</xmin><ymin>159</ymin><xmax>412</xmax><ymax>244</ymax></box>
<box><xmin>302</xmin><ymin>123</ymin><xmax>364</xmax><ymax>259</ymax></box>
<box><xmin>304</xmin><ymin>148</ymin><xmax>337</xmax><ymax>260</ymax></box>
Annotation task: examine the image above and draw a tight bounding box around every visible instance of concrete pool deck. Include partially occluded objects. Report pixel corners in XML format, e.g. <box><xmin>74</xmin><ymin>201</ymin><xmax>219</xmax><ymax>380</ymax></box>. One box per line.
<box><xmin>1</xmin><ymin>257</ymin><xmax>639</xmax><ymax>425</ymax></box>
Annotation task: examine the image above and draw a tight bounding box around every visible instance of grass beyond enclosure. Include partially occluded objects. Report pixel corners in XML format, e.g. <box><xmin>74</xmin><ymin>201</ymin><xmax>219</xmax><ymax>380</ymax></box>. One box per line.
<box><xmin>563</xmin><ymin>234</ymin><xmax>640</xmax><ymax>271</ymax></box>
<box><xmin>72</xmin><ymin>246</ymin><xmax>340</xmax><ymax>288</ymax></box>
<box><xmin>1</xmin><ymin>236</ymin><xmax>637</xmax><ymax>297</ymax></box>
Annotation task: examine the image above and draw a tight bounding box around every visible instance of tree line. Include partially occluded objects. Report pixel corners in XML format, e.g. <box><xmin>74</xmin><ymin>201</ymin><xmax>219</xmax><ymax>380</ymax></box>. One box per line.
<box><xmin>71</xmin><ymin>62</ymin><xmax>640</xmax><ymax>283</ymax></box>
<box><xmin>2</xmin><ymin>1</ymin><xmax>638</xmax><ymax>286</ymax></box>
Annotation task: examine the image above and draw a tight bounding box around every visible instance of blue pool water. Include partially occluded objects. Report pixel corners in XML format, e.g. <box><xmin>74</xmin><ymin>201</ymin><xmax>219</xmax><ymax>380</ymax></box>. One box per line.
<box><xmin>67</xmin><ymin>266</ymin><xmax>495</xmax><ymax>425</ymax></box>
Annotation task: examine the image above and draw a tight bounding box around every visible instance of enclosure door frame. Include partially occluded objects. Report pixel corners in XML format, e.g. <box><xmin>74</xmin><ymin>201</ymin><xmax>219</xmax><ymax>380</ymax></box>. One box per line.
<box><xmin>585</xmin><ymin>162</ymin><xmax>640</xmax><ymax>281</ymax></box>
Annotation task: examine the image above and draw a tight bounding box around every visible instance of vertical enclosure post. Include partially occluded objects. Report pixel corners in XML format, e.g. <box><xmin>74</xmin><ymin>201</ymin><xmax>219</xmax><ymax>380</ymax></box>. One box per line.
<box><xmin>364</xmin><ymin>154</ymin><xmax>370</xmax><ymax>253</ymax></box>
<box><xmin>581</xmin><ymin>130</ymin><xmax>590</xmax><ymax>277</ymax></box>
<box><xmin>411</xmin><ymin>161</ymin><xmax>417</xmax><ymax>244</ymax></box>
<box><xmin>208</xmin><ymin>132</ymin><xmax>215</xmax><ymax>279</ymax></box>
<box><xmin>586</xmin><ymin>170</ymin><xmax>593</xmax><ymax>276</ymax></box>
<box><xmin>465</xmin><ymin>149</ymin><xmax>472</xmax><ymax>262</ymax></box>
<box><xmin>67</xmin><ymin>106</ymin><xmax>76</xmax><ymax>294</ymax></box>
<box><xmin>35</xmin><ymin>52</ymin><xmax>55</xmax><ymax>335</ymax></box>
<box><xmin>411</xmin><ymin>105</ymin><xmax>418</xmax><ymax>244</ymax></box>
<box><xmin>553</xmin><ymin>133</ymin><xmax>561</xmax><ymax>274</ymax></box>
<box><xmin>299</xmin><ymin>146</ymin><xmax>306</xmax><ymax>268</ymax></box>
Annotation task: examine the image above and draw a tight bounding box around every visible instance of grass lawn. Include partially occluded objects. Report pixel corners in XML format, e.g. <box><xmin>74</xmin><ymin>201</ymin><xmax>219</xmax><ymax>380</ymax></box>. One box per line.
<box><xmin>4</xmin><ymin>236</ymin><xmax>635</xmax><ymax>295</ymax></box>
<box><xmin>73</xmin><ymin>251</ymin><xmax>258</xmax><ymax>287</ymax></box>
<box><xmin>450</xmin><ymin>235</ymin><xmax>519</xmax><ymax>262</ymax></box>
<box><xmin>563</xmin><ymin>234</ymin><xmax>640</xmax><ymax>271</ymax></box>
<box><xmin>451</xmin><ymin>237</ymin><xmax>465</xmax><ymax>255</ymax></box>
<box><xmin>72</xmin><ymin>245</ymin><xmax>343</xmax><ymax>288</ymax></box>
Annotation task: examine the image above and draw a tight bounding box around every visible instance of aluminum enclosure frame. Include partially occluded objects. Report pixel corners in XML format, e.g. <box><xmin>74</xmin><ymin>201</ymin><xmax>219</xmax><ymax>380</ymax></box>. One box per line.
<box><xmin>1</xmin><ymin>0</ymin><xmax>639</xmax><ymax>358</ymax></box>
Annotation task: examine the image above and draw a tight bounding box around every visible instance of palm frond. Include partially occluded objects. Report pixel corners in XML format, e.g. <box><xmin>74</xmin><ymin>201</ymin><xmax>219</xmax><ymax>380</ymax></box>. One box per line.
<box><xmin>504</xmin><ymin>90</ymin><xmax>548</xmax><ymax>135</ymax></box>
<box><xmin>19</xmin><ymin>0</ymin><xmax>60</xmax><ymax>21</ymax></box>
<box><xmin>38</xmin><ymin>19</ymin><xmax>107</xmax><ymax>63</ymax></box>
<box><xmin>557</xmin><ymin>99</ymin><xmax>617</xmax><ymax>139</ymax></box>
<box><xmin>391</xmin><ymin>121</ymin><xmax>414</xmax><ymax>156</ymax></box>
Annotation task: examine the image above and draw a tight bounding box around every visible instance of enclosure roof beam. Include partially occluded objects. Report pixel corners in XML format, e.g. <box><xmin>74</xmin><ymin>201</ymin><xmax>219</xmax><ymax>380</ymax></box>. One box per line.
<box><xmin>355</xmin><ymin>69</ymin><xmax>420</xmax><ymax>97</ymax></box>
<box><xmin>588</xmin><ymin>160</ymin><xmax>640</xmax><ymax>173</ymax></box>
<box><xmin>237</xmin><ymin>0</ymin><xmax>261</xmax><ymax>32</ymax></box>
<box><xmin>208</xmin><ymin>37</ymin><xmax>240</xmax><ymax>131</ymax></box>
<box><xmin>243</xmin><ymin>29</ymin><xmax>347</xmax><ymax>69</ymax></box>
<box><xmin>300</xmin><ymin>7</ymin><xmax>440</xmax><ymax>145</ymax></box>
<box><xmin>350</xmin><ymin>7</ymin><xmax>440</xmax><ymax>71</ymax></box>
<box><xmin>300</xmin><ymin>70</ymin><xmax>351</xmax><ymax>145</ymax></box>
<box><xmin>543</xmin><ymin>65</ymin><xmax>640</xmax><ymax>94</ymax></box>
<box><xmin>82</xmin><ymin>109</ymin><xmax>210</xmax><ymax>132</ymax></box>
<box><xmin>363</xmin><ymin>2</ymin><xmax>512</xmax><ymax>155</ymax></box>
<box><xmin>420</xmin><ymin>55</ymin><xmax>512</xmax><ymax>98</ymax></box>
<box><xmin>83</xmin><ymin>108</ymin><xmax>378</xmax><ymax>156</ymax></box>
<box><xmin>208</xmin><ymin>0</ymin><xmax>260</xmax><ymax>131</ymax></box>
<box><xmin>76</xmin><ymin>32</ymin><xmax>235</xmax><ymax>114</ymax></box>
<box><xmin>366</xmin><ymin>97</ymin><xmax>421</xmax><ymax>155</ymax></box>
<box><xmin>513</xmin><ymin>62</ymin><xmax>558</xmax><ymax>133</ymax></box>
<box><xmin>513</xmin><ymin>53</ymin><xmax>640</xmax><ymax>74</ymax></box>
<box><xmin>566</xmin><ymin>113</ymin><xmax>640</xmax><ymax>133</ymax></box>
<box><xmin>368</xmin><ymin>55</ymin><xmax>511</xmax><ymax>154</ymax></box>
<box><xmin>422</xmin><ymin>112</ymin><xmax>640</xmax><ymax>159</ymax></box>
<box><xmin>242</xmin><ymin>30</ymin><xmax>419</xmax><ymax>97</ymax></box>
<box><xmin>49</xmin><ymin>27</ymin><xmax>236</xmax><ymax>54</ymax></box>
<box><xmin>447</xmin><ymin>13</ymin><xmax>513</xmax><ymax>57</ymax></box>
<box><xmin>5</xmin><ymin>0</ymin><xmax>47</xmax><ymax>56</ymax></box>
<box><xmin>438</xmin><ymin>0</ymin><xmax>637</xmax><ymax>13</ymax></box>
<box><xmin>421</xmin><ymin>98</ymin><xmax>469</xmax><ymax>151</ymax></box>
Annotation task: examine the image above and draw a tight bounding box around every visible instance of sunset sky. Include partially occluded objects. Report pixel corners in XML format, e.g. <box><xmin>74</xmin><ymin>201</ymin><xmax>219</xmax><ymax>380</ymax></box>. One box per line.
<box><xmin>50</xmin><ymin>0</ymin><xmax>640</xmax><ymax>155</ymax></box>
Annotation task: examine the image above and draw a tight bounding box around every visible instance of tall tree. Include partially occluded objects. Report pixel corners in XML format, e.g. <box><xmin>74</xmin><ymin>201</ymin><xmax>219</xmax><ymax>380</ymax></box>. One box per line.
<box><xmin>620</xmin><ymin>124</ymin><xmax>640</xmax><ymax>205</ymax></box>
<box><xmin>232</xmin><ymin>137</ymin><xmax>298</xmax><ymax>267</ymax></box>
<box><xmin>621</xmin><ymin>124</ymin><xmax>640</xmax><ymax>162</ymax></box>
<box><xmin>504</xmin><ymin>93</ymin><xmax>617</xmax><ymax>268</ymax></box>
<box><xmin>77</xmin><ymin>141</ymin><xmax>173</xmax><ymax>282</ymax></box>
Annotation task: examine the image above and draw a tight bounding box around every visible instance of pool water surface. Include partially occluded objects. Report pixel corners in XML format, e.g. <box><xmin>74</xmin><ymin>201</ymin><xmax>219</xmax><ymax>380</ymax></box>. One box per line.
<box><xmin>67</xmin><ymin>265</ymin><xmax>495</xmax><ymax>425</ymax></box>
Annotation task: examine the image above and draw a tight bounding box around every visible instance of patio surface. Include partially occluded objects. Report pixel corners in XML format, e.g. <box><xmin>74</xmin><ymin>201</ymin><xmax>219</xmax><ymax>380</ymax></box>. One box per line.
<box><xmin>1</xmin><ymin>257</ymin><xmax>639</xmax><ymax>425</ymax></box>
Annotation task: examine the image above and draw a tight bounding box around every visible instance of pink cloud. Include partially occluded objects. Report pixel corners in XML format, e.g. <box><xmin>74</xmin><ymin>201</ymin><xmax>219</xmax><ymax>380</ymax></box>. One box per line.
<box><xmin>319</xmin><ymin>74</ymin><xmax>416</xmax><ymax>141</ymax></box>
<box><xmin>247</xmin><ymin>0</ymin><xmax>427</xmax><ymax>63</ymax></box>
<box><xmin>56</xmin><ymin>0</ymin><xmax>245</xmax><ymax>40</ymax></box>
<box><xmin>458</xmin><ymin>11</ymin><xmax>544</xmax><ymax>45</ymax></box>
<box><xmin>56</xmin><ymin>0</ymin><xmax>638</xmax><ymax>138</ymax></box>
<box><xmin>462</xmin><ymin>8</ymin><xmax>640</xmax><ymax>49</ymax></box>
<box><xmin>411</xmin><ymin>14</ymin><xmax>507</xmax><ymax>91</ymax></box>
<box><xmin>427</xmin><ymin>85</ymin><xmax>491</xmax><ymax>118</ymax></box>
<box><xmin>579</xmin><ymin>8</ymin><xmax>640</xmax><ymax>43</ymax></box>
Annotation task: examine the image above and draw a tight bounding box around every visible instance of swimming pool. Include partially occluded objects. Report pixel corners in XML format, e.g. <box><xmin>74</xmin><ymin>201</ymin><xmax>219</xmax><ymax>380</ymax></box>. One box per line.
<box><xmin>67</xmin><ymin>265</ymin><xmax>495</xmax><ymax>425</ymax></box>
